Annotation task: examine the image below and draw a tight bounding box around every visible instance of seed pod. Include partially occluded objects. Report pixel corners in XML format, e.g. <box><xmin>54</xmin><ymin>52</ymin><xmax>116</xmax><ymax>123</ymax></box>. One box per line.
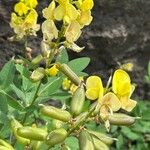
<box><xmin>31</xmin><ymin>55</ymin><xmax>43</xmax><ymax>65</ymax></box>
<box><xmin>17</xmin><ymin>127</ymin><xmax>48</xmax><ymax>141</ymax></box>
<box><xmin>0</xmin><ymin>139</ymin><xmax>14</xmax><ymax>150</ymax></box>
<box><xmin>11</xmin><ymin>118</ymin><xmax>30</xmax><ymax>145</ymax></box>
<box><xmin>92</xmin><ymin>135</ymin><xmax>109</xmax><ymax>150</ymax></box>
<box><xmin>79</xmin><ymin>130</ymin><xmax>95</xmax><ymax>150</ymax></box>
<box><xmin>56</xmin><ymin>63</ymin><xmax>81</xmax><ymax>86</ymax></box>
<box><xmin>39</xmin><ymin>104</ymin><xmax>72</xmax><ymax>122</ymax></box>
<box><xmin>46</xmin><ymin>128</ymin><xmax>67</xmax><ymax>146</ymax></box>
<box><xmin>30</xmin><ymin>141</ymin><xmax>42</xmax><ymax>150</ymax></box>
<box><xmin>88</xmin><ymin>130</ymin><xmax>115</xmax><ymax>145</ymax></box>
<box><xmin>30</xmin><ymin>67</ymin><xmax>45</xmax><ymax>82</ymax></box>
<box><xmin>52</xmin><ymin>119</ymin><xmax>64</xmax><ymax>129</ymax></box>
<box><xmin>107</xmin><ymin>113</ymin><xmax>136</xmax><ymax>126</ymax></box>
<box><xmin>71</xmin><ymin>84</ymin><xmax>85</xmax><ymax>116</ymax></box>
<box><xmin>0</xmin><ymin>145</ymin><xmax>12</xmax><ymax>150</ymax></box>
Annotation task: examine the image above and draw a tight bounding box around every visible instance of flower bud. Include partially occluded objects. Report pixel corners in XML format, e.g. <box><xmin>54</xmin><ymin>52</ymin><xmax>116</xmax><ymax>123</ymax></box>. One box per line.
<box><xmin>79</xmin><ymin>130</ymin><xmax>95</xmax><ymax>150</ymax></box>
<box><xmin>71</xmin><ymin>84</ymin><xmax>85</xmax><ymax>116</ymax></box>
<box><xmin>39</xmin><ymin>104</ymin><xmax>72</xmax><ymax>122</ymax></box>
<box><xmin>107</xmin><ymin>113</ymin><xmax>136</xmax><ymax>126</ymax></box>
<box><xmin>56</xmin><ymin>63</ymin><xmax>81</xmax><ymax>86</ymax></box>
<box><xmin>46</xmin><ymin>128</ymin><xmax>67</xmax><ymax>146</ymax></box>
<box><xmin>30</xmin><ymin>67</ymin><xmax>45</xmax><ymax>82</ymax></box>
<box><xmin>11</xmin><ymin>118</ymin><xmax>30</xmax><ymax>145</ymax></box>
<box><xmin>17</xmin><ymin>127</ymin><xmax>48</xmax><ymax>141</ymax></box>
<box><xmin>0</xmin><ymin>139</ymin><xmax>14</xmax><ymax>150</ymax></box>
<box><xmin>92</xmin><ymin>135</ymin><xmax>109</xmax><ymax>150</ymax></box>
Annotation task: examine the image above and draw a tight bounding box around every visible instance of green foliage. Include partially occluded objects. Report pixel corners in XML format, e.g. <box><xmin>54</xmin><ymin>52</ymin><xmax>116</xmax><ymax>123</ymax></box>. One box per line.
<box><xmin>145</xmin><ymin>61</ymin><xmax>150</xmax><ymax>84</ymax></box>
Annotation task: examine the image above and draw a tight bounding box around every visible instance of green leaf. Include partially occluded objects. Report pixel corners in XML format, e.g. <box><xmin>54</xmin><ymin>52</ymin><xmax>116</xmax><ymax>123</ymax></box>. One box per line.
<box><xmin>65</xmin><ymin>136</ymin><xmax>79</xmax><ymax>150</ymax></box>
<box><xmin>38</xmin><ymin>77</ymin><xmax>63</xmax><ymax>97</ymax></box>
<box><xmin>0</xmin><ymin>61</ymin><xmax>15</xmax><ymax>90</ymax></box>
<box><xmin>56</xmin><ymin>47</ymin><xmax>69</xmax><ymax>64</ymax></box>
<box><xmin>11</xmin><ymin>84</ymin><xmax>26</xmax><ymax>101</ymax></box>
<box><xmin>68</xmin><ymin>57</ymin><xmax>90</xmax><ymax>73</ymax></box>
<box><xmin>116</xmin><ymin>134</ymin><xmax>124</xmax><ymax>150</ymax></box>
<box><xmin>0</xmin><ymin>93</ymin><xmax>8</xmax><ymax>113</ymax></box>
<box><xmin>121</xmin><ymin>127</ymin><xmax>140</xmax><ymax>140</ymax></box>
<box><xmin>0</xmin><ymin>90</ymin><xmax>24</xmax><ymax>111</ymax></box>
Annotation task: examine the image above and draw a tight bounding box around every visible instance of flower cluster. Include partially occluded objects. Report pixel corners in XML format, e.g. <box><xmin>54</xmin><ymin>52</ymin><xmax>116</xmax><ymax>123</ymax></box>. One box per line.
<box><xmin>10</xmin><ymin>0</ymin><xmax>39</xmax><ymax>39</ymax></box>
<box><xmin>42</xmin><ymin>0</ymin><xmax>94</xmax><ymax>52</ymax></box>
<box><xmin>85</xmin><ymin>69</ymin><xmax>137</xmax><ymax>128</ymax></box>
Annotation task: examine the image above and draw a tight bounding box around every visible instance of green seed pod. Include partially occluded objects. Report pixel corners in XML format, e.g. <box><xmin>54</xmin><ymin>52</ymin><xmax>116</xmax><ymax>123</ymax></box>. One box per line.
<box><xmin>30</xmin><ymin>141</ymin><xmax>42</xmax><ymax>150</ymax></box>
<box><xmin>31</xmin><ymin>55</ymin><xmax>43</xmax><ymax>65</ymax></box>
<box><xmin>92</xmin><ymin>136</ymin><xmax>109</xmax><ymax>150</ymax></box>
<box><xmin>108</xmin><ymin>113</ymin><xmax>136</xmax><ymax>126</ymax></box>
<box><xmin>88</xmin><ymin>130</ymin><xmax>115</xmax><ymax>145</ymax></box>
<box><xmin>11</xmin><ymin>118</ymin><xmax>30</xmax><ymax>145</ymax></box>
<box><xmin>39</xmin><ymin>104</ymin><xmax>72</xmax><ymax>122</ymax></box>
<box><xmin>0</xmin><ymin>139</ymin><xmax>14</xmax><ymax>150</ymax></box>
<box><xmin>79</xmin><ymin>130</ymin><xmax>95</xmax><ymax>150</ymax></box>
<box><xmin>17</xmin><ymin>127</ymin><xmax>48</xmax><ymax>141</ymax></box>
<box><xmin>46</xmin><ymin>128</ymin><xmax>67</xmax><ymax>146</ymax></box>
<box><xmin>71</xmin><ymin>84</ymin><xmax>85</xmax><ymax>116</ymax></box>
<box><xmin>56</xmin><ymin>63</ymin><xmax>81</xmax><ymax>86</ymax></box>
<box><xmin>52</xmin><ymin>119</ymin><xmax>64</xmax><ymax>129</ymax></box>
<box><xmin>0</xmin><ymin>145</ymin><xmax>13</xmax><ymax>150</ymax></box>
<box><xmin>30</xmin><ymin>67</ymin><xmax>45</xmax><ymax>82</ymax></box>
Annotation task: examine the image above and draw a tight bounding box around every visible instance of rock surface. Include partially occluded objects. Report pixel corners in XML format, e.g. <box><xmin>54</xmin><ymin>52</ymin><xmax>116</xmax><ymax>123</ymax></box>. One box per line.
<box><xmin>0</xmin><ymin>0</ymin><xmax>150</xmax><ymax>99</ymax></box>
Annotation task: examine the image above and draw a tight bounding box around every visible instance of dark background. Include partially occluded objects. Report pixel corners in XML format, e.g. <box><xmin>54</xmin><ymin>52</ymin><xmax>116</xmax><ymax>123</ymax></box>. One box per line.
<box><xmin>0</xmin><ymin>0</ymin><xmax>150</xmax><ymax>100</ymax></box>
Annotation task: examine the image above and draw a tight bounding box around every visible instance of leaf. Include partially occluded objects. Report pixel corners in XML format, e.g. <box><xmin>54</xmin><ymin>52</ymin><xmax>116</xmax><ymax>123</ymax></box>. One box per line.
<box><xmin>116</xmin><ymin>134</ymin><xmax>124</xmax><ymax>150</ymax></box>
<box><xmin>148</xmin><ymin>61</ymin><xmax>150</xmax><ymax>77</ymax></box>
<box><xmin>65</xmin><ymin>136</ymin><xmax>79</xmax><ymax>150</ymax></box>
<box><xmin>121</xmin><ymin>127</ymin><xmax>140</xmax><ymax>140</ymax></box>
<box><xmin>68</xmin><ymin>57</ymin><xmax>90</xmax><ymax>73</ymax></box>
<box><xmin>38</xmin><ymin>77</ymin><xmax>63</xmax><ymax>97</ymax></box>
<box><xmin>0</xmin><ymin>90</ymin><xmax>24</xmax><ymax>111</ymax></box>
<box><xmin>56</xmin><ymin>47</ymin><xmax>69</xmax><ymax>64</ymax></box>
<box><xmin>0</xmin><ymin>93</ymin><xmax>8</xmax><ymax>113</ymax></box>
<box><xmin>0</xmin><ymin>61</ymin><xmax>15</xmax><ymax>90</ymax></box>
<box><xmin>11</xmin><ymin>84</ymin><xmax>26</xmax><ymax>101</ymax></box>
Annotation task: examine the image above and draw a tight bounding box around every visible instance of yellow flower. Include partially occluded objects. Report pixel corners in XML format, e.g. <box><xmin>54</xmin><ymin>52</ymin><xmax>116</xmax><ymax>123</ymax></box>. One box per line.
<box><xmin>77</xmin><ymin>0</ymin><xmax>94</xmax><ymax>11</ymax></box>
<box><xmin>46</xmin><ymin>65</ymin><xmax>58</xmax><ymax>77</ymax></box>
<box><xmin>85</xmin><ymin>76</ymin><xmax>104</xmax><ymax>101</ymax></box>
<box><xmin>24</xmin><ymin>9</ymin><xmax>38</xmax><ymax>28</ymax></box>
<box><xmin>65</xmin><ymin>21</ymin><xmax>82</xmax><ymax>43</ymax></box>
<box><xmin>112</xmin><ymin>69</ymin><xmax>137</xmax><ymax>111</ymax></box>
<box><xmin>62</xmin><ymin>78</ymin><xmax>71</xmax><ymax>90</ymax></box>
<box><xmin>24</xmin><ymin>0</ymin><xmax>38</xmax><ymax>8</ymax></box>
<box><xmin>14</xmin><ymin>2</ymin><xmax>29</xmax><ymax>16</ymax></box>
<box><xmin>54</xmin><ymin>1</ymin><xmax>79</xmax><ymax>23</ymax></box>
<box><xmin>42</xmin><ymin>1</ymin><xmax>56</xmax><ymax>20</ymax></box>
<box><xmin>42</xmin><ymin>19</ymin><xmax>58</xmax><ymax>41</ymax></box>
<box><xmin>78</xmin><ymin>10</ymin><xmax>93</xmax><ymax>26</ymax></box>
<box><xmin>99</xmin><ymin>92</ymin><xmax>121</xmax><ymax>119</ymax></box>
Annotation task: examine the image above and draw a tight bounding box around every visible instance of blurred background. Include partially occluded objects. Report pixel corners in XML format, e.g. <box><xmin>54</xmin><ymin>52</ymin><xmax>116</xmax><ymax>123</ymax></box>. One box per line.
<box><xmin>0</xmin><ymin>1</ymin><xmax>150</xmax><ymax>149</ymax></box>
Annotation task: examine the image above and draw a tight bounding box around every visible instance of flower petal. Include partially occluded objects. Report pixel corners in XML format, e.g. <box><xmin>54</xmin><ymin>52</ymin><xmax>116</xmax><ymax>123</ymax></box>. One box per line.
<box><xmin>54</xmin><ymin>5</ymin><xmax>65</xmax><ymax>21</ymax></box>
<box><xmin>86</xmin><ymin>88</ymin><xmax>99</xmax><ymax>100</ymax></box>
<box><xmin>124</xmin><ymin>99</ymin><xmax>137</xmax><ymax>112</ymax></box>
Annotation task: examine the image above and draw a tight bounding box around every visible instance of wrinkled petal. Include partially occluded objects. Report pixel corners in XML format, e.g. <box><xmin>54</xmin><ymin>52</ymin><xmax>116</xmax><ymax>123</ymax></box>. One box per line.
<box><xmin>54</xmin><ymin>5</ymin><xmax>65</xmax><ymax>21</ymax></box>
<box><xmin>100</xmin><ymin>92</ymin><xmax>121</xmax><ymax>112</ymax></box>
<box><xmin>86</xmin><ymin>88</ymin><xmax>99</xmax><ymax>100</ymax></box>
<box><xmin>42</xmin><ymin>1</ymin><xmax>55</xmax><ymax>20</ymax></box>
<box><xmin>65</xmin><ymin>21</ymin><xmax>81</xmax><ymax>43</ymax></box>
<box><xmin>78</xmin><ymin>10</ymin><xmax>93</xmax><ymax>26</ymax></box>
<box><xmin>123</xmin><ymin>99</ymin><xmax>137</xmax><ymax>112</ymax></box>
<box><xmin>24</xmin><ymin>0</ymin><xmax>38</xmax><ymax>8</ymax></box>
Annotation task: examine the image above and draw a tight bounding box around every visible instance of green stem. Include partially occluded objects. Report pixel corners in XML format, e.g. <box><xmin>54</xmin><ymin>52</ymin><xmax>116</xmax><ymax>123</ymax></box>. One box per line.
<box><xmin>67</xmin><ymin>103</ymin><xmax>97</xmax><ymax>136</ymax></box>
